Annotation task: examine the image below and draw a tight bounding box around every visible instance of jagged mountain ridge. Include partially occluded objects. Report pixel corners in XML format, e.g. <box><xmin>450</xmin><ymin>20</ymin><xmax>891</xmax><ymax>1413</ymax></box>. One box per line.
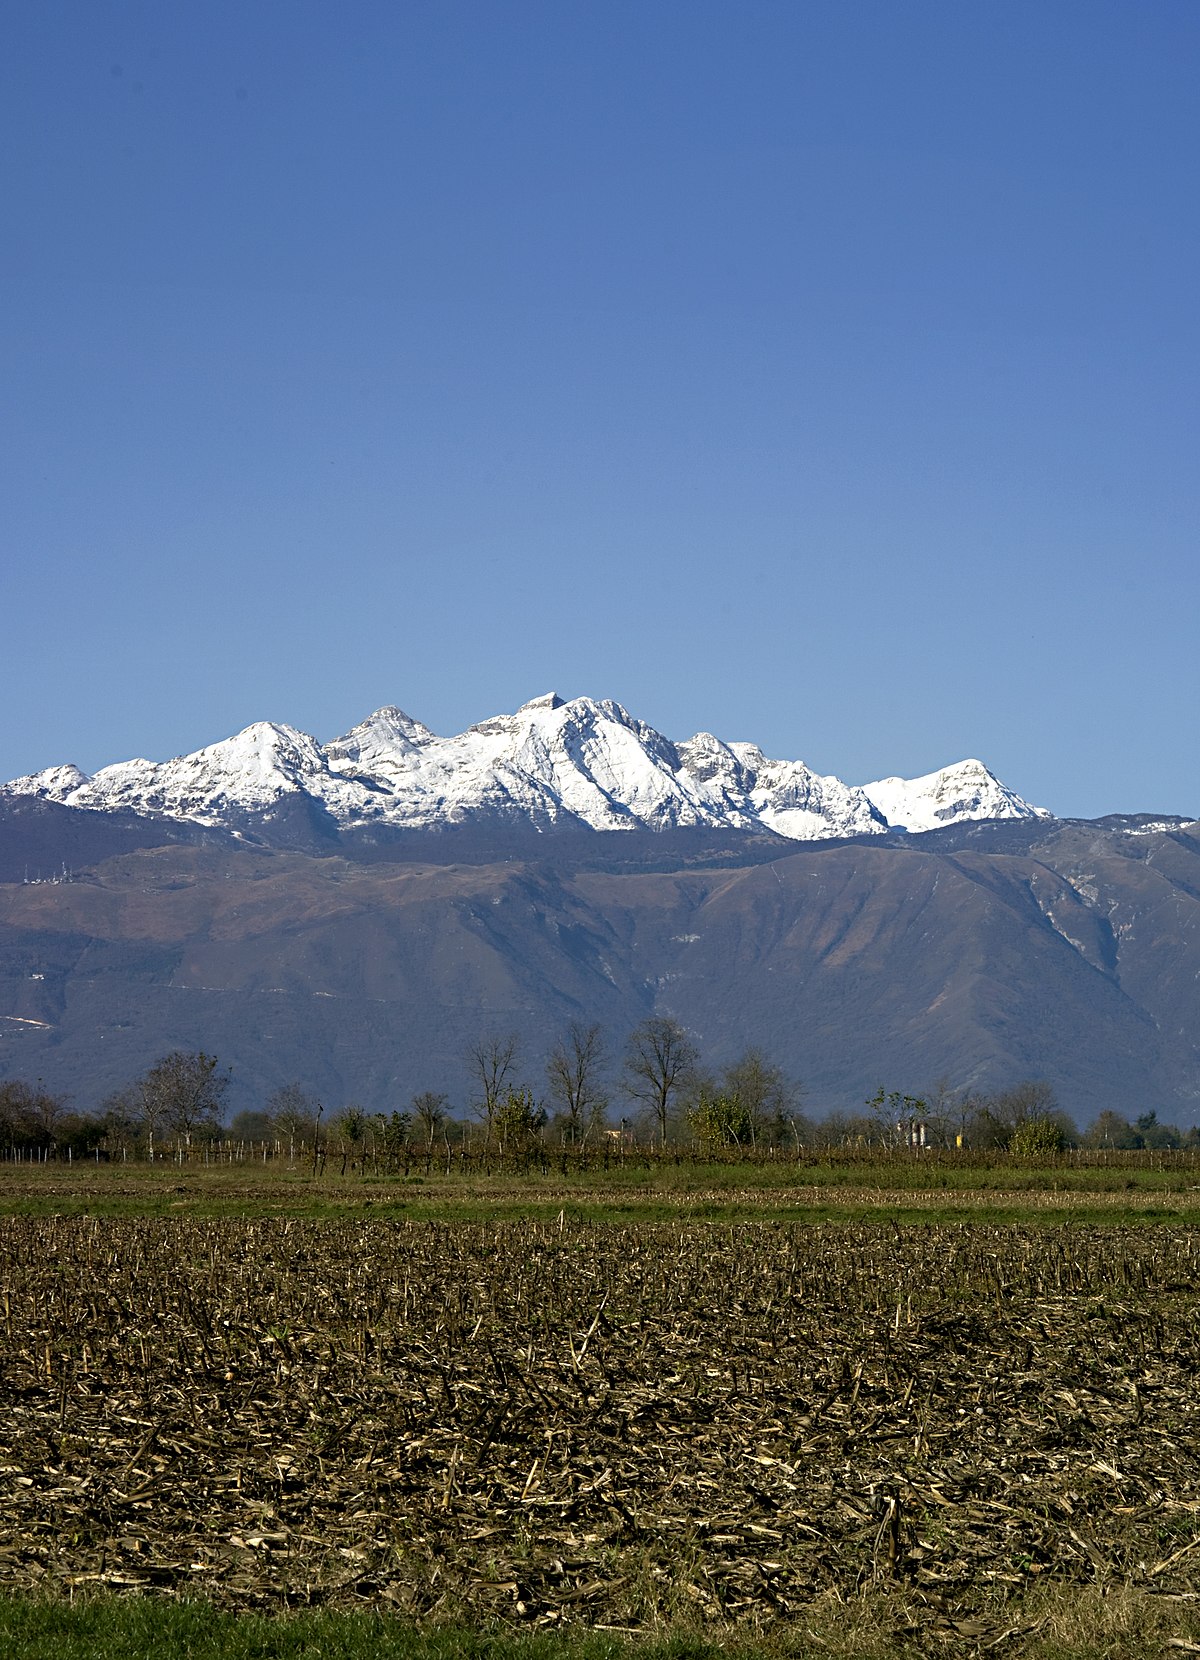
<box><xmin>2</xmin><ymin>694</ymin><xmax>1045</xmax><ymax>842</ymax></box>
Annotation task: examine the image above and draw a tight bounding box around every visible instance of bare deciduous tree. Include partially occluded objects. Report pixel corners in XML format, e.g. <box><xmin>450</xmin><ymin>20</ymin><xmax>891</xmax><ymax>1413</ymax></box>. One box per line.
<box><xmin>267</xmin><ymin>1081</ymin><xmax>322</xmax><ymax>1157</ymax></box>
<box><xmin>546</xmin><ymin>1023</ymin><xmax>608</xmax><ymax>1147</ymax></box>
<box><xmin>134</xmin><ymin>1051</ymin><xmax>229</xmax><ymax>1152</ymax></box>
<box><xmin>467</xmin><ymin>1033</ymin><xmax>520</xmax><ymax>1132</ymax></box>
<box><xmin>0</xmin><ymin>1079</ymin><xmax>67</xmax><ymax>1149</ymax></box>
<box><xmin>412</xmin><ymin>1090</ymin><xmax>449</xmax><ymax>1149</ymax></box>
<box><xmin>268</xmin><ymin>1081</ymin><xmax>319</xmax><ymax>1133</ymax></box>
<box><xmin>623</xmin><ymin>1017</ymin><xmax>697</xmax><ymax>1146</ymax></box>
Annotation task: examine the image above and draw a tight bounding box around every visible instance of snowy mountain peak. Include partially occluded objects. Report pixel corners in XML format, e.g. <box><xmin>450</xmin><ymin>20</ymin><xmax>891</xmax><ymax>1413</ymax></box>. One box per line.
<box><xmin>72</xmin><ymin>721</ymin><xmax>331</xmax><ymax>822</ymax></box>
<box><xmin>353</xmin><ymin>706</ymin><xmax>434</xmax><ymax>742</ymax></box>
<box><xmin>0</xmin><ymin>697</ymin><xmax>1048</xmax><ymax>843</ymax></box>
<box><xmin>184</xmin><ymin>722</ymin><xmax>327</xmax><ymax>788</ymax></box>
<box><xmin>863</xmin><ymin>758</ymin><xmax>1047</xmax><ymax>834</ymax></box>
<box><xmin>5</xmin><ymin>763</ymin><xmax>90</xmax><ymax>798</ymax></box>
<box><xmin>326</xmin><ymin>706</ymin><xmax>434</xmax><ymax>768</ymax></box>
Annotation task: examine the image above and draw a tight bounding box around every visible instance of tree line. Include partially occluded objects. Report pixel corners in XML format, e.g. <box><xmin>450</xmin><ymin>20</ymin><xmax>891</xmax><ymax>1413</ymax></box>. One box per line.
<box><xmin>1</xmin><ymin>1019</ymin><xmax>1197</xmax><ymax>1161</ymax></box>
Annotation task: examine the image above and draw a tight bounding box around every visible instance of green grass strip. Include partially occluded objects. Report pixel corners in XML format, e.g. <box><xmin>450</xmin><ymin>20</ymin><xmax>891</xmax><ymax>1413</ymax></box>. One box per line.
<box><xmin>6</xmin><ymin>1588</ymin><xmax>1200</xmax><ymax>1660</ymax></box>
<box><xmin>0</xmin><ymin>1599</ymin><xmax>771</xmax><ymax>1660</ymax></box>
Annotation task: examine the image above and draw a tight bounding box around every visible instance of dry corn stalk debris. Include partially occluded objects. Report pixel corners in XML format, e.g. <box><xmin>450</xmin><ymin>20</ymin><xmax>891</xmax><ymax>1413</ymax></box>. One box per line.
<box><xmin>0</xmin><ymin>1217</ymin><xmax>1199</xmax><ymax>1629</ymax></box>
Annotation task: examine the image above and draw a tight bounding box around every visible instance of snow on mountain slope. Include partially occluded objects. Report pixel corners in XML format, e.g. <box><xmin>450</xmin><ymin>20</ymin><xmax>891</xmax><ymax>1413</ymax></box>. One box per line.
<box><xmin>33</xmin><ymin>723</ymin><xmax>372</xmax><ymax>824</ymax></box>
<box><xmin>736</xmin><ymin>747</ymin><xmax>888</xmax><ymax>840</ymax></box>
<box><xmin>325</xmin><ymin>706</ymin><xmax>435</xmax><ymax>780</ymax></box>
<box><xmin>328</xmin><ymin>695</ymin><xmax>738</xmax><ymax>830</ymax></box>
<box><xmin>1</xmin><ymin>697</ymin><xmax>1044</xmax><ymax>841</ymax></box>
<box><xmin>862</xmin><ymin>758</ymin><xmax>1047</xmax><ymax>833</ymax></box>
<box><xmin>5</xmin><ymin>764</ymin><xmax>90</xmax><ymax>798</ymax></box>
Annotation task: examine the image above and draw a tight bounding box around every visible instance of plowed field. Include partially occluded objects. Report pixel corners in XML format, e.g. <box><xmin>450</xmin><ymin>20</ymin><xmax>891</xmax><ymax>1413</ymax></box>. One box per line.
<box><xmin>2</xmin><ymin>1218</ymin><xmax>1199</xmax><ymax>1643</ymax></box>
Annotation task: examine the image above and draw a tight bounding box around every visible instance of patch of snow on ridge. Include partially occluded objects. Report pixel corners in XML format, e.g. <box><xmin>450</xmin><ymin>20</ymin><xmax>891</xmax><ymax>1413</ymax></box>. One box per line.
<box><xmin>862</xmin><ymin>759</ymin><xmax>1048</xmax><ymax>834</ymax></box>
<box><xmin>1119</xmin><ymin>819</ymin><xmax>1193</xmax><ymax>836</ymax></box>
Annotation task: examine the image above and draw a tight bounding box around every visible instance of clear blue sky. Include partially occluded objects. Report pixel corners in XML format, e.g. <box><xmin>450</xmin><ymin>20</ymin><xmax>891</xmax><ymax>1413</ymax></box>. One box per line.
<box><xmin>3</xmin><ymin>1</ymin><xmax>1196</xmax><ymax>818</ymax></box>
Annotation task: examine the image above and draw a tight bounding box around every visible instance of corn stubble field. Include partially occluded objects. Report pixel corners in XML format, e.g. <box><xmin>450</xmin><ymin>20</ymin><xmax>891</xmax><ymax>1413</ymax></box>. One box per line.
<box><xmin>3</xmin><ymin>1213</ymin><xmax>1200</xmax><ymax>1654</ymax></box>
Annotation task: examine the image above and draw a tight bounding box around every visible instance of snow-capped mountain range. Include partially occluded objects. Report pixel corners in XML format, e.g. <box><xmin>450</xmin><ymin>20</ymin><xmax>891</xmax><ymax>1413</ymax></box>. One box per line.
<box><xmin>1</xmin><ymin>693</ymin><xmax>1048</xmax><ymax>841</ymax></box>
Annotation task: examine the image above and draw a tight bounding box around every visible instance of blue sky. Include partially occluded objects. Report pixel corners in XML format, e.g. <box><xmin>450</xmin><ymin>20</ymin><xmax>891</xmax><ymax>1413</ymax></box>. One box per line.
<box><xmin>3</xmin><ymin>0</ymin><xmax>1196</xmax><ymax>817</ymax></box>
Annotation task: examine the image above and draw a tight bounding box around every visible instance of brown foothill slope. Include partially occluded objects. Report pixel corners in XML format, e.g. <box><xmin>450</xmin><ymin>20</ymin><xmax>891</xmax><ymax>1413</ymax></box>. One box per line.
<box><xmin>0</xmin><ymin>821</ymin><xmax>1197</xmax><ymax>1120</ymax></box>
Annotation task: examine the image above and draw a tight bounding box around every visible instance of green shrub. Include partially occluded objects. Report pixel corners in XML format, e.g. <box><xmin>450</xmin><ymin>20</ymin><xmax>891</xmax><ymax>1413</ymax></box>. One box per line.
<box><xmin>1009</xmin><ymin>1116</ymin><xmax>1066</xmax><ymax>1156</ymax></box>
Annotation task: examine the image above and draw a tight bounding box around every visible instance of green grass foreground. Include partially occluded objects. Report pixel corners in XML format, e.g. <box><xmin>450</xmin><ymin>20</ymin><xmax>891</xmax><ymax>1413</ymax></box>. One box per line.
<box><xmin>2</xmin><ymin>1150</ymin><xmax>1200</xmax><ymax>1225</ymax></box>
<box><xmin>3</xmin><ymin>1588</ymin><xmax>1199</xmax><ymax>1660</ymax></box>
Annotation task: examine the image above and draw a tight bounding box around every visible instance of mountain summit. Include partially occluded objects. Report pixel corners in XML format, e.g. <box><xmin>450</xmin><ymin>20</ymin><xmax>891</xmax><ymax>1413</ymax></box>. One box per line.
<box><xmin>2</xmin><ymin>696</ymin><xmax>1047</xmax><ymax>842</ymax></box>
